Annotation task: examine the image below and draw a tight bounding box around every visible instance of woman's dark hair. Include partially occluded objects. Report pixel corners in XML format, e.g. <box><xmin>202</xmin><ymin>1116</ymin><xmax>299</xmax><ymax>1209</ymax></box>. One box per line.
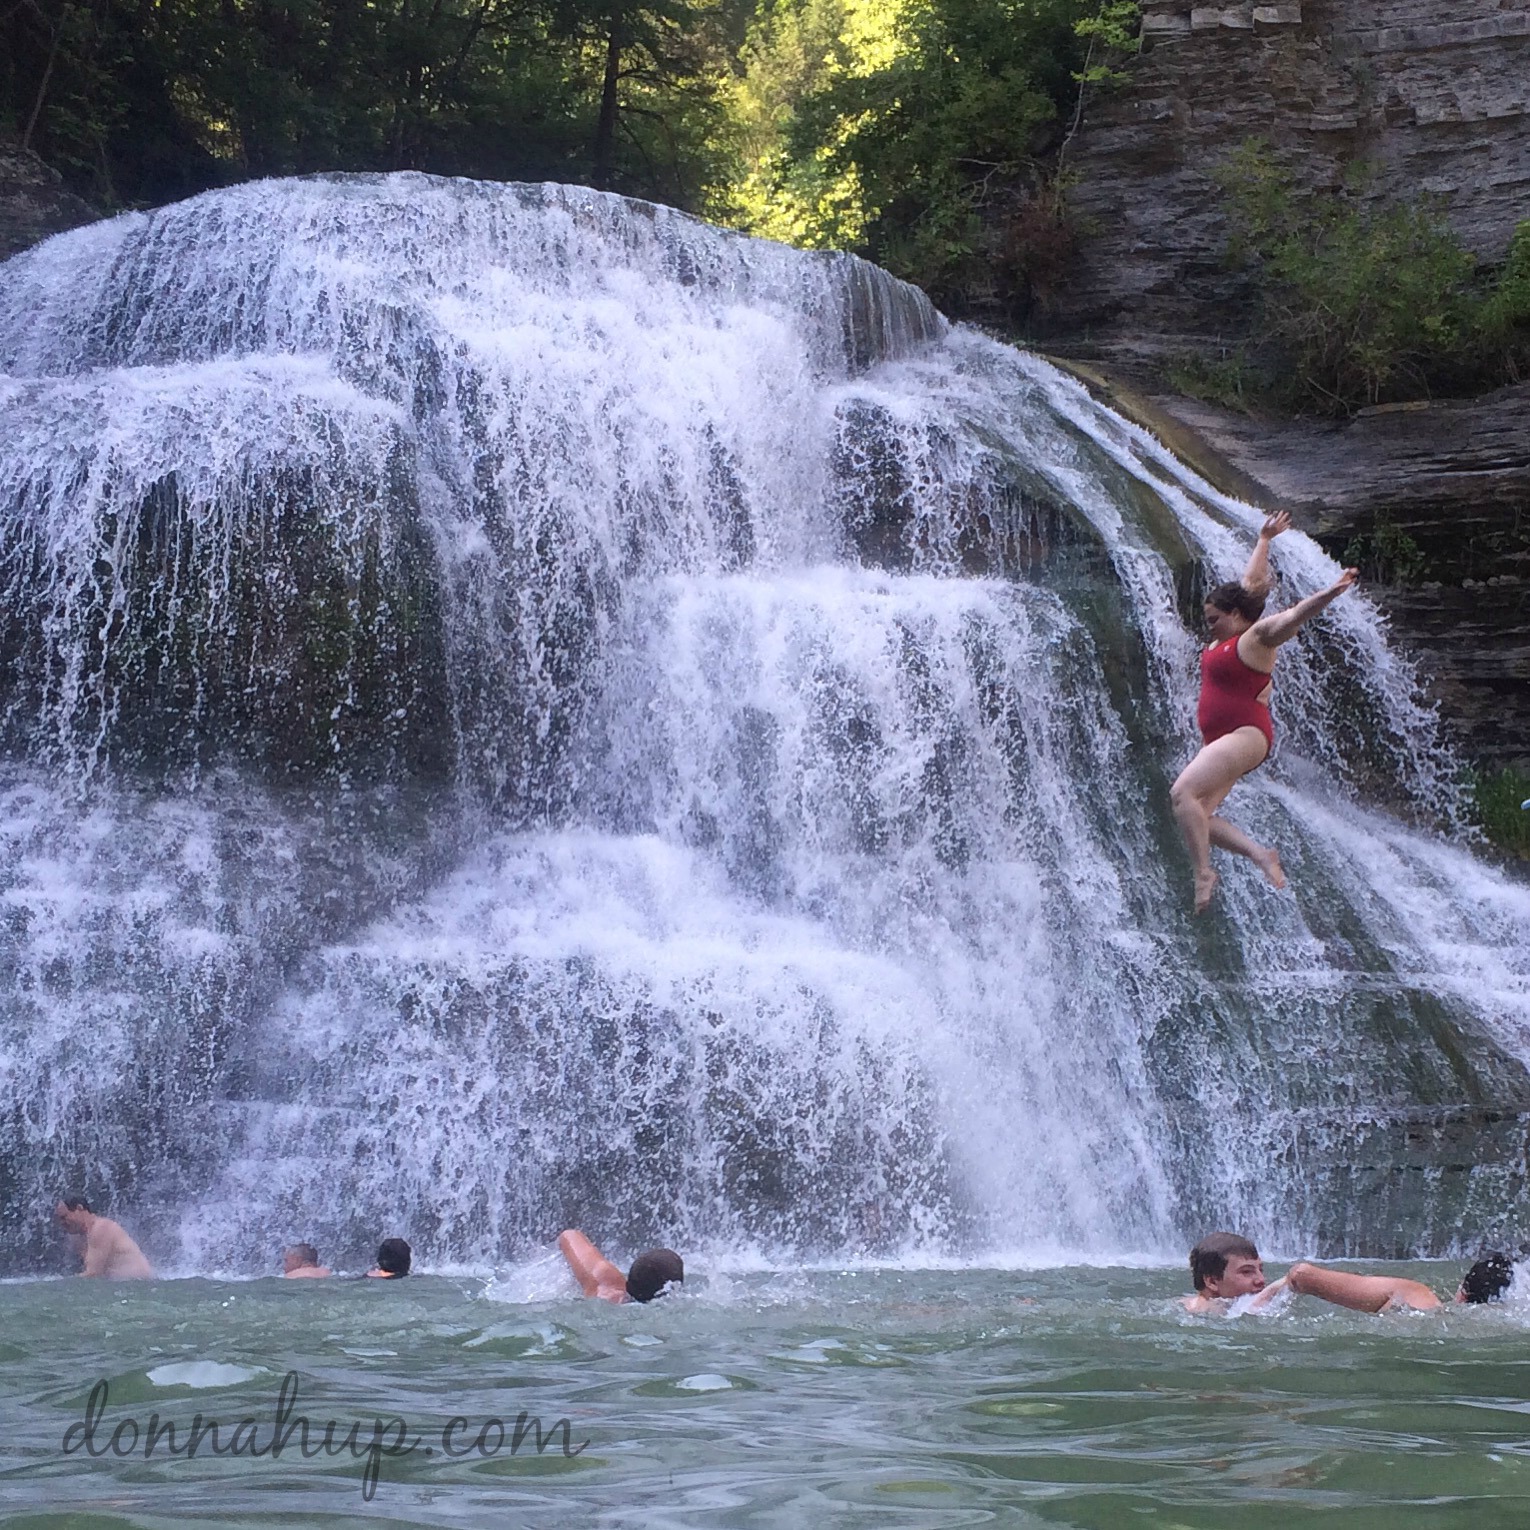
<box><xmin>626</xmin><ymin>1248</ymin><xmax>684</xmax><ymax>1302</ymax></box>
<box><xmin>376</xmin><ymin>1237</ymin><xmax>412</xmax><ymax>1277</ymax></box>
<box><xmin>1460</xmin><ymin>1251</ymin><xmax>1514</xmax><ymax>1304</ymax></box>
<box><xmin>1205</xmin><ymin>580</ymin><xmax>1267</xmax><ymax>623</ymax></box>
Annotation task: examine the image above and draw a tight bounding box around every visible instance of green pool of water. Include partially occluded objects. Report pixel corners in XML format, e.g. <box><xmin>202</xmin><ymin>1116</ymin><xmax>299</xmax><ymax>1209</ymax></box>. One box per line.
<box><xmin>4</xmin><ymin>1264</ymin><xmax>1529</xmax><ymax>1527</ymax></box>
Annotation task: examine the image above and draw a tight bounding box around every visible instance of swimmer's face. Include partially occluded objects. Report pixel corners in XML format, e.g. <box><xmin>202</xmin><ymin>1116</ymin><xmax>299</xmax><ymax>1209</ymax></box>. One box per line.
<box><xmin>1204</xmin><ymin>602</ymin><xmax>1248</xmax><ymax>642</ymax></box>
<box><xmin>1204</xmin><ymin>1254</ymin><xmax>1265</xmax><ymax>1299</ymax></box>
<box><xmin>54</xmin><ymin>1202</ymin><xmax>89</xmax><ymax>1234</ymax></box>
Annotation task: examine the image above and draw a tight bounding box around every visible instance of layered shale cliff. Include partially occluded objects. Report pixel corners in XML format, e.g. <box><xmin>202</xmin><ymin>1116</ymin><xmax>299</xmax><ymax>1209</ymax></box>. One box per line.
<box><xmin>1059</xmin><ymin>0</ymin><xmax>1530</xmax><ymax>360</ymax></box>
<box><xmin>1056</xmin><ymin>0</ymin><xmax>1530</xmax><ymax>768</ymax></box>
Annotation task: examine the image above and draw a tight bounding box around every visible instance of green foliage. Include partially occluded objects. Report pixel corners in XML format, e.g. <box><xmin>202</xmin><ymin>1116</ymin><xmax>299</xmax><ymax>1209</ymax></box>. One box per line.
<box><xmin>1072</xmin><ymin>0</ymin><xmax>1139</xmax><ymax>87</ymax></box>
<box><xmin>1214</xmin><ymin>142</ymin><xmax>1530</xmax><ymax>413</ymax></box>
<box><xmin>1216</xmin><ymin>140</ymin><xmax>1478</xmax><ymax>410</ymax></box>
<box><xmin>1475</xmin><ymin>219</ymin><xmax>1530</xmax><ymax>377</ymax></box>
<box><xmin>729</xmin><ymin>0</ymin><xmax>1094</xmax><ymax>312</ymax></box>
<box><xmin>1468</xmin><ymin>766</ymin><xmax>1530</xmax><ymax>862</ymax></box>
<box><xmin>1164</xmin><ymin>351</ymin><xmax>1259</xmax><ymax>413</ymax></box>
<box><xmin>8</xmin><ymin>0</ymin><xmax>1126</xmax><ymax>311</ymax></box>
<box><xmin>1341</xmin><ymin>519</ymin><xmax>1428</xmax><ymax>588</ymax></box>
<box><xmin>2</xmin><ymin>0</ymin><xmax>753</xmax><ymax>213</ymax></box>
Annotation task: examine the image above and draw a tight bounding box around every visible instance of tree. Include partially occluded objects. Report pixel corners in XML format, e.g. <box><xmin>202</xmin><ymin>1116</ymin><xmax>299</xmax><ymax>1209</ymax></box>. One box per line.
<box><xmin>2</xmin><ymin>0</ymin><xmax>745</xmax><ymax>212</ymax></box>
<box><xmin>728</xmin><ymin>0</ymin><xmax>1093</xmax><ymax>312</ymax></box>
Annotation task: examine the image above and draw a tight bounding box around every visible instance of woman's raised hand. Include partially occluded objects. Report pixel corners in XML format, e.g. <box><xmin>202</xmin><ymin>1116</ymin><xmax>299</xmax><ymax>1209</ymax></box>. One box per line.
<box><xmin>1259</xmin><ymin>511</ymin><xmax>1292</xmax><ymax>540</ymax></box>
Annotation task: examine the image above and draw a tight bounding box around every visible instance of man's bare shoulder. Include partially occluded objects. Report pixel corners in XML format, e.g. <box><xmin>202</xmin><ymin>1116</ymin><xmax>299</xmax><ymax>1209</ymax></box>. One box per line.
<box><xmin>1180</xmin><ymin>1294</ymin><xmax>1226</xmax><ymax>1314</ymax></box>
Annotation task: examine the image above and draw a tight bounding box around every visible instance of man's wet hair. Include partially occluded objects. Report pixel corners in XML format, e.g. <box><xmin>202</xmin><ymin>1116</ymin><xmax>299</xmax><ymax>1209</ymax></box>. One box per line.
<box><xmin>1460</xmin><ymin>1251</ymin><xmax>1514</xmax><ymax>1304</ymax></box>
<box><xmin>1189</xmin><ymin>1232</ymin><xmax>1259</xmax><ymax>1292</ymax></box>
<box><xmin>626</xmin><ymin>1248</ymin><xmax>684</xmax><ymax>1303</ymax></box>
<box><xmin>59</xmin><ymin>1195</ymin><xmax>92</xmax><ymax>1213</ymax></box>
<box><xmin>288</xmin><ymin>1242</ymin><xmax>320</xmax><ymax>1266</ymax></box>
<box><xmin>1206</xmin><ymin>580</ymin><xmax>1267</xmax><ymax>623</ymax></box>
<box><xmin>376</xmin><ymin>1237</ymin><xmax>412</xmax><ymax>1277</ymax></box>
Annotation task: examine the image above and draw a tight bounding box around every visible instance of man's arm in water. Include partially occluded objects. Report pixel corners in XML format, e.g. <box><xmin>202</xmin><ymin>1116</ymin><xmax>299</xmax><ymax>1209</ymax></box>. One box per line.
<box><xmin>557</xmin><ymin>1230</ymin><xmax>628</xmax><ymax>1302</ymax></box>
<box><xmin>1240</xmin><ymin>511</ymin><xmax>1290</xmax><ymax>596</ymax></box>
<box><xmin>1263</xmin><ymin>1261</ymin><xmax>1440</xmax><ymax>1312</ymax></box>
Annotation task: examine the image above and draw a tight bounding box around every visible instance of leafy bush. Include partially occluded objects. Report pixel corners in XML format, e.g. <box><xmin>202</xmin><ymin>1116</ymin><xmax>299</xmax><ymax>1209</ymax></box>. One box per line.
<box><xmin>1164</xmin><ymin>350</ymin><xmax>1260</xmax><ymax>412</ymax></box>
<box><xmin>1340</xmin><ymin>519</ymin><xmax>1428</xmax><ymax>587</ymax></box>
<box><xmin>1468</xmin><ymin>766</ymin><xmax>1530</xmax><ymax>863</ymax></box>
<box><xmin>1475</xmin><ymin>219</ymin><xmax>1530</xmax><ymax>377</ymax></box>
<box><xmin>1215</xmin><ymin>141</ymin><xmax>1530</xmax><ymax>413</ymax></box>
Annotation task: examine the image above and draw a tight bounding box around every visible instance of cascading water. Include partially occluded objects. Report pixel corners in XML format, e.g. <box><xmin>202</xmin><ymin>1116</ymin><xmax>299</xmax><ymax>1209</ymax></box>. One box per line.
<box><xmin>2</xmin><ymin>173</ymin><xmax>1528</xmax><ymax>1276</ymax></box>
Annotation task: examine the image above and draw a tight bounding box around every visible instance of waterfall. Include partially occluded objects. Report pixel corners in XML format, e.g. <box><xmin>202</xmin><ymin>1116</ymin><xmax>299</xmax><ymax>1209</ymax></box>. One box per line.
<box><xmin>2</xmin><ymin>173</ymin><xmax>1527</xmax><ymax>1275</ymax></box>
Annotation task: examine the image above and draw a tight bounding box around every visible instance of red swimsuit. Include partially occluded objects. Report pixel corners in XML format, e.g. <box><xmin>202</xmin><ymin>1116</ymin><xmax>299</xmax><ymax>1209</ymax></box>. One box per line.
<box><xmin>1198</xmin><ymin>637</ymin><xmax>1274</xmax><ymax>751</ymax></box>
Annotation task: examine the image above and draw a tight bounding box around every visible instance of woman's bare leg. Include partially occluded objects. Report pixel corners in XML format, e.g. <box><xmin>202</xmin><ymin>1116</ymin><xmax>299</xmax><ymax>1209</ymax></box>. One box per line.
<box><xmin>1208</xmin><ymin>815</ymin><xmax>1286</xmax><ymax>890</ymax></box>
<box><xmin>1169</xmin><ymin>728</ymin><xmax>1270</xmax><ymax>912</ymax></box>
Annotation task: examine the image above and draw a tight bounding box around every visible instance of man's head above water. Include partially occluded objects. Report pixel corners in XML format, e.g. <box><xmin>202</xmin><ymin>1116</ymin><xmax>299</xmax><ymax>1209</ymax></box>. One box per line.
<box><xmin>1189</xmin><ymin>1232</ymin><xmax>1265</xmax><ymax>1299</ymax></box>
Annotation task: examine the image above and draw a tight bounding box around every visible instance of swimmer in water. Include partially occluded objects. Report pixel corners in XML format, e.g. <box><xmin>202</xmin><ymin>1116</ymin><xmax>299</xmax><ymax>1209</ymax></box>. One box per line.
<box><xmin>557</xmin><ymin>1230</ymin><xmax>684</xmax><ymax>1304</ymax></box>
<box><xmin>1170</xmin><ymin>511</ymin><xmax>1359</xmax><ymax>913</ymax></box>
<box><xmin>1184</xmin><ymin>1233</ymin><xmax>1515</xmax><ymax>1315</ymax></box>
<box><xmin>1181</xmin><ymin>1231</ymin><xmax>1269</xmax><ymax>1312</ymax></box>
<box><xmin>54</xmin><ymin>1196</ymin><xmax>154</xmax><ymax>1280</ymax></box>
<box><xmin>282</xmin><ymin>1242</ymin><xmax>331</xmax><ymax>1278</ymax></box>
<box><xmin>1251</xmin><ymin>1252</ymin><xmax>1515</xmax><ymax>1312</ymax></box>
<box><xmin>366</xmin><ymin>1237</ymin><xmax>411</xmax><ymax>1278</ymax></box>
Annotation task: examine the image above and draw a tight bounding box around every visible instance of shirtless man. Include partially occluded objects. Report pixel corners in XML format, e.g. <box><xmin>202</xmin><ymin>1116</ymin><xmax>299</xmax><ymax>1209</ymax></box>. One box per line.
<box><xmin>1181</xmin><ymin>1230</ymin><xmax>1268</xmax><ymax>1312</ymax></box>
<box><xmin>54</xmin><ymin>1197</ymin><xmax>154</xmax><ymax>1280</ymax></box>
<box><xmin>1171</xmin><ymin>511</ymin><xmax>1359</xmax><ymax>912</ymax></box>
<box><xmin>1184</xmin><ymin>1231</ymin><xmax>1514</xmax><ymax>1314</ymax></box>
<box><xmin>282</xmin><ymin>1242</ymin><xmax>332</xmax><ymax>1278</ymax></box>
<box><xmin>557</xmin><ymin>1229</ymin><xmax>684</xmax><ymax>1304</ymax></box>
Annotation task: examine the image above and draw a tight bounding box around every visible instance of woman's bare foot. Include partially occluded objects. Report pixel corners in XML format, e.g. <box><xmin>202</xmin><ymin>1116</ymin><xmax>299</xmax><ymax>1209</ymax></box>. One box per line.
<box><xmin>1252</xmin><ymin>847</ymin><xmax>1286</xmax><ymax>891</ymax></box>
<box><xmin>1193</xmin><ymin>868</ymin><xmax>1220</xmax><ymax>914</ymax></box>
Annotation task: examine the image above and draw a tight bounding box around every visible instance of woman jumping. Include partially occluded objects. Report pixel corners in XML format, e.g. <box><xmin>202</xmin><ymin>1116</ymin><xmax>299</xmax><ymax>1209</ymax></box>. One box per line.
<box><xmin>1171</xmin><ymin>511</ymin><xmax>1358</xmax><ymax>913</ymax></box>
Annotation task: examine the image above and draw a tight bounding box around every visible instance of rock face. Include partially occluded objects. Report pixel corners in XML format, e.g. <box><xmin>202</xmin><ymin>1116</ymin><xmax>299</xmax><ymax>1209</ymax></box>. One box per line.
<box><xmin>1056</xmin><ymin>0</ymin><xmax>1530</xmax><ymax>363</ymax></box>
<box><xmin>0</xmin><ymin>137</ymin><xmax>98</xmax><ymax>260</ymax></box>
<box><xmin>1078</xmin><ymin>373</ymin><xmax>1530</xmax><ymax>767</ymax></box>
<box><xmin>1052</xmin><ymin>1</ymin><xmax>1530</xmax><ymax>773</ymax></box>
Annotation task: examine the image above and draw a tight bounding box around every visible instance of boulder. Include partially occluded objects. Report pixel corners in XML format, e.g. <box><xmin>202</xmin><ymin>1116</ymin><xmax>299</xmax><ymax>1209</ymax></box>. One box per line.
<box><xmin>0</xmin><ymin>136</ymin><xmax>99</xmax><ymax>261</ymax></box>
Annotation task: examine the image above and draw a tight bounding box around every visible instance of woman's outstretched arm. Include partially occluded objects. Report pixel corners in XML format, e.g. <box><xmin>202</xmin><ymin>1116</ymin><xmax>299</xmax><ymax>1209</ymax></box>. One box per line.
<box><xmin>1240</xmin><ymin>511</ymin><xmax>1291</xmax><ymax>596</ymax></box>
<box><xmin>1247</xmin><ymin>567</ymin><xmax>1358</xmax><ymax>651</ymax></box>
